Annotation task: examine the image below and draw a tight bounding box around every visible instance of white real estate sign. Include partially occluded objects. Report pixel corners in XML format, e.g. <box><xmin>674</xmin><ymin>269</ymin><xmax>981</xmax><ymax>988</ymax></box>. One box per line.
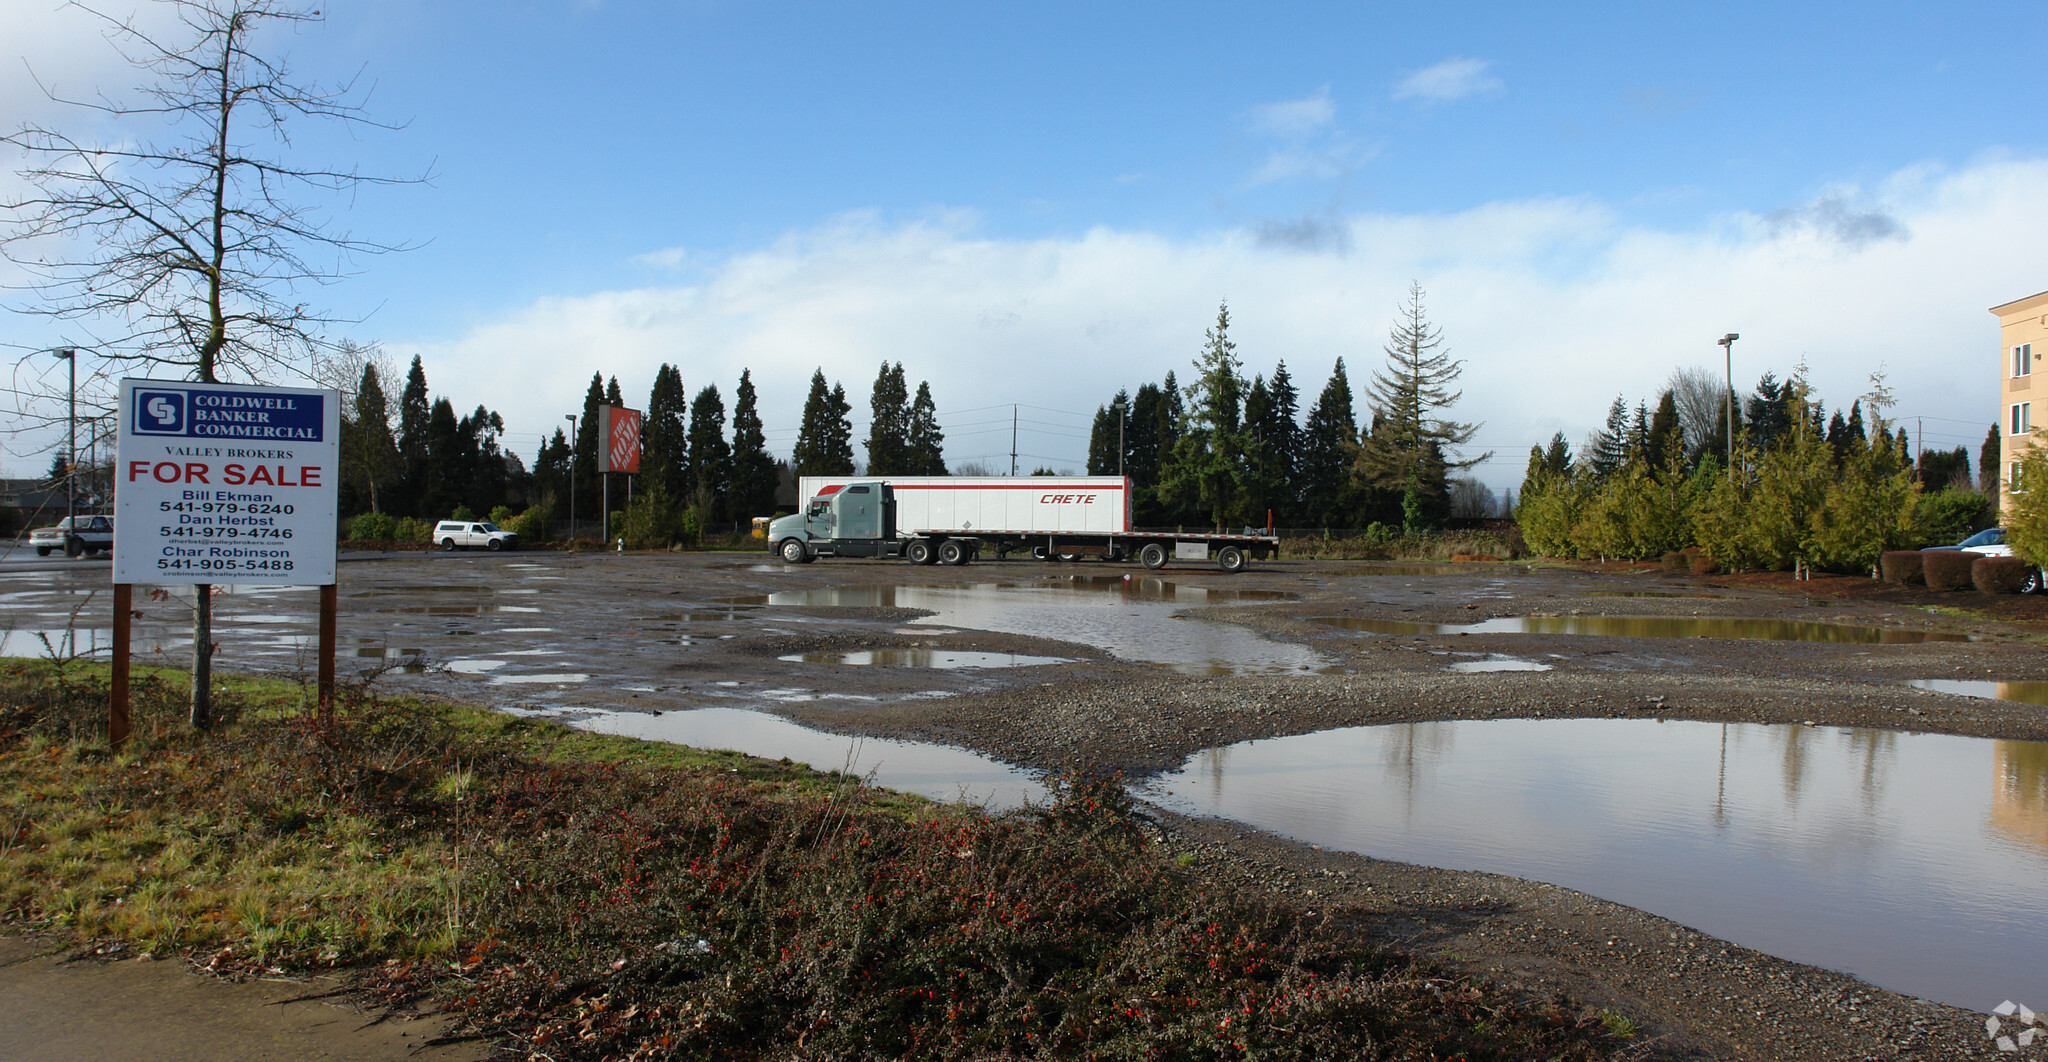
<box><xmin>113</xmin><ymin>380</ymin><xmax>341</xmax><ymax>585</ymax></box>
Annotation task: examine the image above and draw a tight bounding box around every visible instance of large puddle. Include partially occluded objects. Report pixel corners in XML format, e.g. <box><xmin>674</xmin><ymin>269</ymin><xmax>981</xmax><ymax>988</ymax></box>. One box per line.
<box><xmin>1317</xmin><ymin>615</ymin><xmax>1975</xmax><ymax>644</ymax></box>
<box><xmin>571</xmin><ymin>707</ymin><xmax>1044</xmax><ymax>809</ymax></box>
<box><xmin>733</xmin><ymin>576</ymin><xmax>1325</xmax><ymax>676</ymax></box>
<box><xmin>1146</xmin><ymin>718</ymin><xmax>2048</xmax><ymax>1010</ymax></box>
<box><xmin>1907</xmin><ymin>679</ymin><xmax>2048</xmax><ymax>707</ymax></box>
<box><xmin>780</xmin><ymin>649</ymin><xmax>1072</xmax><ymax>669</ymax></box>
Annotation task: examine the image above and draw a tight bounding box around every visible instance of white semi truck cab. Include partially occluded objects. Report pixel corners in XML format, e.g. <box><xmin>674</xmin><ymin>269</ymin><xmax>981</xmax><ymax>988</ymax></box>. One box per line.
<box><xmin>767</xmin><ymin>478</ymin><xmax>1278</xmax><ymax>573</ymax></box>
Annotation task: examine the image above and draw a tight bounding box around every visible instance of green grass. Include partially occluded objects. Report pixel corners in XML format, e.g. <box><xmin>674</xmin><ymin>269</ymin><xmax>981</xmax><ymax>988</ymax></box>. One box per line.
<box><xmin>1</xmin><ymin>658</ymin><xmax>1627</xmax><ymax>1060</ymax></box>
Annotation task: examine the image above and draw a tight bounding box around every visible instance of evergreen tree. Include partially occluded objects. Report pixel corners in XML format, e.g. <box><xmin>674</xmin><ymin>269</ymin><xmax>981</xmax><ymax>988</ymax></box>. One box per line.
<box><xmin>421</xmin><ymin>396</ymin><xmax>462</xmax><ymax>516</ymax></box>
<box><xmin>1982</xmin><ymin>423</ymin><xmax>2002</xmax><ymax>494</ymax></box>
<box><xmin>1353</xmin><ymin>283</ymin><xmax>1485</xmax><ymax>529</ymax></box>
<box><xmin>1258</xmin><ymin>361</ymin><xmax>1301</xmax><ymax>522</ymax></box>
<box><xmin>1299</xmin><ymin>359</ymin><xmax>1358</xmax><ymax>527</ymax></box>
<box><xmin>1627</xmin><ymin>400</ymin><xmax>1652</xmax><ymax>461</ymax></box>
<box><xmin>395</xmin><ymin>355</ymin><xmax>432</xmax><ymax>515</ymax></box>
<box><xmin>1646</xmin><ymin>391</ymin><xmax>1681</xmax><ymax>473</ymax></box>
<box><xmin>792</xmin><ymin>370</ymin><xmax>855</xmax><ymax>476</ymax></box>
<box><xmin>458</xmin><ymin>405</ymin><xmax>509</xmax><ymax>513</ymax></box>
<box><xmin>1087</xmin><ymin>390</ymin><xmax>1131</xmax><ymax>477</ymax></box>
<box><xmin>905</xmin><ymin>380</ymin><xmax>947</xmax><ymax>474</ymax></box>
<box><xmin>1586</xmin><ymin>396</ymin><xmax>1629</xmax><ymax>479</ymax></box>
<box><xmin>532</xmin><ymin>428</ymin><xmax>571</xmax><ymax>514</ymax></box>
<box><xmin>344</xmin><ymin>361</ymin><xmax>399</xmax><ymax>513</ymax></box>
<box><xmin>643</xmin><ymin>364</ymin><xmax>689</xmax><ymax>498</ymax></box>
<box><xmin>1159</xmin><ymin>302</ymin><xmax>1258</xmax><ymax>529</ymax></box>
<box><xmin>1543</xmin><ymin>432</ymin><xmax>1573</xmax><ymax>476</ymax></box>
<box><xmin>864</xmin><ymin>362</ymin><xmax>911</xmax><ymax>474</ymax></box>
<box><xmin>729</xmin><ymin>369</ymin><xmax>780</xmax><ymax>519</ymax></box>
<box><xmin>1745</xmin><ymin>373</ymin><xmax>1792</xmax><ymax>450</ymax></box>
<box><xmin>605</xmin><ymin>375</ymin><xmax>624</xmax><ymax>408</ymax></box>
<box><xmin>575</xmin><ymin>372</ymin><xmax>605</xmax><ymax>496</ymax></box>
<box><xmin>687</xmin><ymin>385</ymin><xmax>731</xmax><ymax>523</ymax></box>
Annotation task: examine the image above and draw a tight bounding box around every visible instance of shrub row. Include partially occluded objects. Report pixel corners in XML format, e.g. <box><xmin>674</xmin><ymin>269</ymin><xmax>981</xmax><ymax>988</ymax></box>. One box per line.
<box><xmin>1878</xmin><ymin>550</ymin><xmax>2037</xmax><ymax>593</ymax></box>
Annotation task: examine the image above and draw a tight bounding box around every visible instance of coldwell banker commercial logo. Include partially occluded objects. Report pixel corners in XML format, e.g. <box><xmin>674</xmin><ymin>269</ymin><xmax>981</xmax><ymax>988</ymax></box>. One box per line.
<box><xmin>1990</xmin><ymin>1001</ymin><xmax>2040</xmax><ymax>1053</ymax></box>
<box><xmin>129</xmin><ymin>385</ymin><xmax>323</xmax><ymax>441</ymax></box>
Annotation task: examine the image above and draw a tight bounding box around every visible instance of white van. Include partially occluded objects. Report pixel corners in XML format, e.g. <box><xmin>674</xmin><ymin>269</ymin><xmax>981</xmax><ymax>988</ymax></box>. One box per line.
<box><xmin>433</xmin><ymin>520</ymin><xmax>519</xmax><ymax>551</ymax></box>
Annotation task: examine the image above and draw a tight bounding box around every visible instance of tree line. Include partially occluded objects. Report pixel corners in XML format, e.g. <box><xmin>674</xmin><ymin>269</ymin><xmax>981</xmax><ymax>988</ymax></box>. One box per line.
<box><xmin>1515</xmin><ymin>364</ymin><xmax>2002</xmax><ymax>570</ymax></box>
<box><xmin>1081</xmin><ymin>284</ymin><xmax>1486</xmax><ymax>532</ymax></box>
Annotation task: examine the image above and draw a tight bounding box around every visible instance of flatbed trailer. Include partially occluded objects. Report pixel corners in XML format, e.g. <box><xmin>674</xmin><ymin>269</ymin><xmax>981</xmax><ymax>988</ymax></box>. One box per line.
<box><xmin>766</xmin><ymin>479</ymin><xmax>1279</xmax><ymax>572</ymax></box>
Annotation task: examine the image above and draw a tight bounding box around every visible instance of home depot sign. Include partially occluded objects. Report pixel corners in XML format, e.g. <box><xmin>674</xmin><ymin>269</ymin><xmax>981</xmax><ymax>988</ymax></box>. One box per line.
<box><xmin>603</xmin><ymin>406</ymin><xmax>641</xmax><ymax>474</ymax></box>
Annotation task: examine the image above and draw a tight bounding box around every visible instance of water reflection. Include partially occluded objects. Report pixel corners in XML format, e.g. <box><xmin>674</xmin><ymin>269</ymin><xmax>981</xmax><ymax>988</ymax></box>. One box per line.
<box><xmin>1317</xmin><ymin>615</ymin><xmax>1974</xmax><ymax>644</ymax></box>
<box><xmin>731</xmin><ymin>578</ymin><xmax>1323</xmax><ymax>676</ymax></box>
<box><xmin>779</xmin><ymin>649</ymin><xmax>1073</xmax><ymax>668</ymax></box>
<box><xmin>1906</xmin><ymin>679</ymin><xmax>2048</xmax><ymax>706</ymax></box>
<box><xmin>1148</xmin><ymin>718</ymin><xmax>2048</xmax><ymax>1009</ymax></box>
<box><xmin>573</xmin><ymin>707</ymin><xmax>1044</xmax><ymax>809</ymax></box>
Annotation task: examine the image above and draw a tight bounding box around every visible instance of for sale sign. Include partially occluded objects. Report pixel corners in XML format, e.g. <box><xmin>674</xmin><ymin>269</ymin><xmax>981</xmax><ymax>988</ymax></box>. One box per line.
<box><xmin>114</xmin><ymin>380</ymin><xmax>340</xmax><ymax>585</ymax></box>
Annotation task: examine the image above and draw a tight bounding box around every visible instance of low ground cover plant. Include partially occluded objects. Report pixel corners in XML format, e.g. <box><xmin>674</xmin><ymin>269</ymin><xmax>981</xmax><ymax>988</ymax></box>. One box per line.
<box><xmin>1</xmin><ymin>662</ymin><xmax>1629</xmax><ymax>1060</ymax></box>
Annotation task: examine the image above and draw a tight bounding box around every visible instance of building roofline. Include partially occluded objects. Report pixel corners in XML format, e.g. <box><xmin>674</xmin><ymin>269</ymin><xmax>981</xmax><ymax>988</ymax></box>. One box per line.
<box><xmin>1989</xmin><ymin>289</ymin><xmax>2048</xmax><ymax>316</ymax></box>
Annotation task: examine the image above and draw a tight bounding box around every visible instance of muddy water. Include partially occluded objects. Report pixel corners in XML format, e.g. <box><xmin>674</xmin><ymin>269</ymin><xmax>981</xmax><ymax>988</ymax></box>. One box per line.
<box><xmin>1147</xmin><ymin>718</ymin><xmax>2048</xmax><ymax>1009</ymax></box>
<box><xmin>737</xmin><ymin>575</ymin><xmax>1324</xmax><ymax>676</ymax></box>
<box><xmin>572</xmin><ymin>707</ymin><xmax>1044</xmax><ymax>809</ymax></box>
<box><xmin>1317</xmin><ymin>615</ymin><xmax>1975</xmax><ymax>644</ymax></box>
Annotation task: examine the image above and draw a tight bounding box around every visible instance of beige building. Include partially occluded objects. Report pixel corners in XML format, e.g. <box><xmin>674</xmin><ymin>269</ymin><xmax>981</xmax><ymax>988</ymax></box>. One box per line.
<box><xmin>1991</xmin><ymin>290</ymin><xmax>2048</xmax><ymax>514</ymax></box>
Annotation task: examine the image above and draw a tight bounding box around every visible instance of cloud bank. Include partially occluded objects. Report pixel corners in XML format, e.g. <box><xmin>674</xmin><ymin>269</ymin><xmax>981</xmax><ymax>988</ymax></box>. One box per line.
<box><xmin>1392</xmin><ymin>58</ymin><xmax>1503</xmax><ymax>103</ymax></box>
<box><xmin>408</xmin><ymin>158</ymin><xmax>2048</xmax><ymax>490</ymax></box>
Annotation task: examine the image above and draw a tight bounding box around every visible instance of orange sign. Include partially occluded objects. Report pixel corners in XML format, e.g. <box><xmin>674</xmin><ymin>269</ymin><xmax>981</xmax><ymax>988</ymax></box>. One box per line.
<box><xmin>603</xmin><ymin>406</ymin><xmax>642</xmax><ymax>474</ymax></box>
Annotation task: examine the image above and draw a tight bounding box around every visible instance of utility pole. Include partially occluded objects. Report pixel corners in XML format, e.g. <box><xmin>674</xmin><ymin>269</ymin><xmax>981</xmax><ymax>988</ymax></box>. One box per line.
<box><xmin>1718</xmin><ymin>333</ymin><xmax>1740</xmax><ymax>477</ymax></box>
<box><xmin>55</xmin><ymin>348</ymin><xmax>75</xmax><ymax>536</ymax></box>
<box><xmin>1010</xmin><ymin>405</ymin><xmax>1018</xmax><ymax>476</ymax></box>
<box><xmin>564</xmin><ymin>413</ymin><xmax>578</xmax><ymax>543</ymax></box>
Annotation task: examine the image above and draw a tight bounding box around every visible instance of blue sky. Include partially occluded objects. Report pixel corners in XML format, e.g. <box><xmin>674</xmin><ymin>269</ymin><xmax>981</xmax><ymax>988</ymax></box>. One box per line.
<box><xmin>7</xmin><ymin>1</ymin><xmax>2048</xmax><ymax>491</ymax></box>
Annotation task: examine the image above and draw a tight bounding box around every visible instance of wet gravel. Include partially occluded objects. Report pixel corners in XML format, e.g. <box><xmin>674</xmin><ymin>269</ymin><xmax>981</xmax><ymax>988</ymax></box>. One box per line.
<box><xmin>14</xmin><ymin>548</ymin><xmax>2046</xmax><ymax>1060</ymax></box>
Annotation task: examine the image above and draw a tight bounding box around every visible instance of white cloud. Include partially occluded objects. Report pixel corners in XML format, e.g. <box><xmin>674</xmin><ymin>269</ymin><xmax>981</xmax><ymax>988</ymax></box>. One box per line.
<box><xmin>1248</xmin><ymin>86</ymin><xmax>1335</xmax><ymax>139</ymax></box>
<box><xmin>631</xmin><ymin>247</ymin><xmax>688</xmax><ymax>269</ymax></box>
<box><xmin>401</xmin><ymin>158</ymin><xmax>2047</xmax><ymax>493</ymax></box>
<box><xmin>1392</xmin><ymin>58</ymin><xmax>1502</xmax><ymax>103</ymax></box>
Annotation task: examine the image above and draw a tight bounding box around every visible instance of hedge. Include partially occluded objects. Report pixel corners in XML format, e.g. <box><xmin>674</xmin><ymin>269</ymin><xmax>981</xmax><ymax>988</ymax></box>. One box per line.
<box><xmin>1972</xmin><ymin>556</ymin><xmax>2036</xmax><ymax>594</ymax></box>
<box><xmin>1919</xmin><ymin>550</ymin><xmax>1979</xmax><ymax>591</ymax></box>
<box><xmin>1879</xmin><ymin>550</ymin><xmax>1924</xmax><ymax>586</ymax></box>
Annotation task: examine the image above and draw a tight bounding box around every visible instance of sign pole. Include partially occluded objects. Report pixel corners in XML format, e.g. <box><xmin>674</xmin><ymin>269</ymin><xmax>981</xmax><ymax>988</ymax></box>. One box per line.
<box><xmin>110</xmin><ymin>583</ymin><xmax>131</xmax><ymax>747</ymax></box>
<box><xmin>317</xmin><ymin>583</ymin><xmax>336</xmax><ymax>724</ymax></box>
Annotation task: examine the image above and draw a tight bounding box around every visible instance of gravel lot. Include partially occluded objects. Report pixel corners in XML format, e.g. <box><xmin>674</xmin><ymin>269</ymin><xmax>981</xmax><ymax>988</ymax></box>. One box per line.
<box><xmin>13</xmin><ymin>546</ymin><xmax>2047</xmax><ymax>1060</ymax></box>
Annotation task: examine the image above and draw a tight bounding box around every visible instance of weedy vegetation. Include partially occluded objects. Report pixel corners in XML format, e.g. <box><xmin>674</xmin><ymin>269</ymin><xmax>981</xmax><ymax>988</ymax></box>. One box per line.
<box><xmin>2</xmin><ymin>659</ymin><xmax>1633</xmax><ymax>1060</ymax></box>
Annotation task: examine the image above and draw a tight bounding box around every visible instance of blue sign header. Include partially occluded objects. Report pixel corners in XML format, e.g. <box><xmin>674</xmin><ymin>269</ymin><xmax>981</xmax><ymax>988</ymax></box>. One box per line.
<box><xmin>130</xmin><ymin>385</ymin><xmax>325</xmax><ymax>441</ymax></box>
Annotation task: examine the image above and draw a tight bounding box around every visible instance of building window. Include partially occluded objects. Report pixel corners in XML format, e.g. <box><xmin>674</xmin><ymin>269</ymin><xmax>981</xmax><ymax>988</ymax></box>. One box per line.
<box><xmin>2014</xmin><ymin>461</ymin><xmax>2026</xmax><ymax>493</ymax></box>
<box><xmin>2013</xmin><ymin>402</ymin><xmax>2033</xmax><ymax>436</ymax></box>
<box><xmin>2018</xmin><ymin>344</ymin><xmax>2035</xmax><ymax>378</ymax></box>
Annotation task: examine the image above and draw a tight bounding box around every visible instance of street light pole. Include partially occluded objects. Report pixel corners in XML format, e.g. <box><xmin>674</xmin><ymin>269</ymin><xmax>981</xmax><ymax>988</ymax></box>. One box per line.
<box><xmin>1718</xmin><ymin>333</ymin><xmax>1740</xmax><ymax>476</ymax></box>
<box><xmin>564</xmin><ymin>414</ymin><xmax>579</xmax><ymax>544</ymax></box>
<box><xmin>55</xmin><ymin>348</ymin><xmax>75</xmax><ymax>535</ymax></box>
<box><xmin>1112</xmin><ymin>399</ymin><xmax>1127</xmax><ymax>479</ymax></box>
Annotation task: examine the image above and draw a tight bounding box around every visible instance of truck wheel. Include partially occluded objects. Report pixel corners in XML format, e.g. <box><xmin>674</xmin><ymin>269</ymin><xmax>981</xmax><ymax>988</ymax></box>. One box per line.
<box><xmin>486</xmin><ymin>539</ymin><xmax>503</xmax><ymax>552</ymax></box>
<box><xmin>779</xmin><ymin>538</ymin><xmax>811</xmax><ymax>564</ymax></box>
<box><xmin>2026</xmin><ymin>568</ymin><xmax>2047</xmax><ymax>595</ymax></box>
<box><xmin>35</xmin><ymin>547</ymin><xmax>51</xmax><ymax>557</ymax></box>
<box><xmin>1031</xmin><ymin>545</ymin><xmax>1050</xmax><ymax>561</ymax></box>
<box><xmin>905</xmin><ymin>540</ymin><xmax>935</xmax><ymax>565</ymax></box>
<box><xmin>1139</xmin><ymin>543</ymin><xmax>1168</xmax><ymax>570</ymax></box>
<box><xmin>441</xmin><ymin>537</ymin><xmax>458</xmax><ymax>551</ymax></box>
<box><xmin>938</xmin><ymin>540</ymin><xmax>968</xmax><ymax>566</ymax></box>
<box><xmin>1216</xmin><ymin>545</ymin><xmax>1247</xmax><ymax>573</ymax></box>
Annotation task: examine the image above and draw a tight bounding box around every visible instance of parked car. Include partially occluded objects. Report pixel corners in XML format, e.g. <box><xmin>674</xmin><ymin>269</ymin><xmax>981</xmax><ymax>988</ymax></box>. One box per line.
<box><xmin>1926</xmin><ymin>527</ymin><xmax>2043</xmax><ymax>592</ymax></box>
<box><xmin>28</xmin><ymin>514</ymin><xmax>113</xmax><ymax>557</ymax></box>
<box><xmin>1925</xmin><ymin>527</ymin><xmax>2012</xmax><ymax>556</ymax></box>
<box><xmin>433</xmin><ymin>520</ymin><xmax>519</xmax><ymax>551</ymax></box>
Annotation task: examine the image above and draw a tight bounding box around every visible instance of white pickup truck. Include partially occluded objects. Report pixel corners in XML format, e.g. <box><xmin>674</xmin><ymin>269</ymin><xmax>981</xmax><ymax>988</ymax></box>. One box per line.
<box><xmin>28</xmin><ymin>515</ymin><xmax>113</xmax><ymax>557</ymax></box>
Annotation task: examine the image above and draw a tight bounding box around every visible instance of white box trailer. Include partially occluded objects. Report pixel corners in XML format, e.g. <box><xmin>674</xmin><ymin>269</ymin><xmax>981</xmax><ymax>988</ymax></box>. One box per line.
<box><xmin>796</xmin><ymin>475</ymin><xmax>1129</xmax><ymax>535</ymax></box>
<box><xmin>771</xmin><ymin>477</ymin><xmax>1278</xmax><ymax>573</ymax></box>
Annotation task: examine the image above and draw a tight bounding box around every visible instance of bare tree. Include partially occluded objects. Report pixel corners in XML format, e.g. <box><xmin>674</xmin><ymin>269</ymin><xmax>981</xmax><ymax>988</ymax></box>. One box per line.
<box><xmin>3</xmin><ymin>0</ymin><xmax>419</xmax><ymax>727</ymax></box>
<box><xmin>1665</xmin><ymin>365</ymin><xmax>1727</xmax><ymax>461</ymax></box>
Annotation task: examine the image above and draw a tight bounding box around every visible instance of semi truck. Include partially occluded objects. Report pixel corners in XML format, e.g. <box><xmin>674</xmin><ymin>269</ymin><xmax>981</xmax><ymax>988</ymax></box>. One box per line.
<box><xmin>767</xmin><ymin>476</ymin><xmax>1279</xmax><ymax>573</ymax></box>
